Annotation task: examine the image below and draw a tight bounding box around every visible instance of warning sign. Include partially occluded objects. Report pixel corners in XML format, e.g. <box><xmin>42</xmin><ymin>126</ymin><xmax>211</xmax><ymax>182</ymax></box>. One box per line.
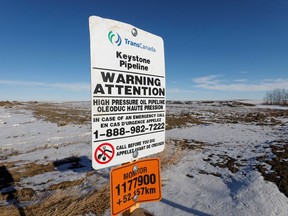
<box><xmin>110</xmin><ymin>158</ymin><xmax>162</xmax><ymax>215</ymax></box>
<box><xmin>89</xmin><ymin>16</ymin><xmax>166</xmax><ymax>170</ymax></box>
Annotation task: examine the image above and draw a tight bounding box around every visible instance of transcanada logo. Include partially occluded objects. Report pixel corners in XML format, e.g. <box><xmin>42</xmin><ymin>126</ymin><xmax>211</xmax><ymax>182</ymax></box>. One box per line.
<box><xmin>108</xmin><ymin>31</ymin><xmax>122</xmax><ymax>46</ymax></box>
<box><xmin>124</xmin><ymin>38</ymin><xmax>156</xmax><ymax>52</ymax></box>
<box><xmin>108</xmin><ymin>31</ymin><xmax>156</xmax><ymax>52</ymax></box>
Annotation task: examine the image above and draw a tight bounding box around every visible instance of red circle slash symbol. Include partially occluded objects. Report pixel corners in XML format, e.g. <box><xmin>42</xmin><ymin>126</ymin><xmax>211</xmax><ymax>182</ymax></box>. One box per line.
<box><xmin>94</xmin><ymin>143</ymin><xmax>115</xmax><ymax>164</ymax></box>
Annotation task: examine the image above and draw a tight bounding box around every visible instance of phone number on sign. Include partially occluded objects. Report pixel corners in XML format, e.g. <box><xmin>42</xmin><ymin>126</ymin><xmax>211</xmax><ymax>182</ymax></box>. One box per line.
<box><xmin>93</xmin><ymin>123</ymin><xmax>164</xmax><ymax>139</ymax></box>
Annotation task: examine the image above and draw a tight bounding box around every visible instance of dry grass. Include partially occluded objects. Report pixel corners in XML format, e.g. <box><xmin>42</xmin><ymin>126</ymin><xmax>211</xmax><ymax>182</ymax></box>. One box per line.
<box><xmin>166</xmin><ymin>114</ymin><xmax>205</xmax><ymax>130</ymax></box>
<box><xmin>25</xmin><ymin>103</ymin><xmax>90</xmax><ymax>126</ymax></box>
<box><xmin>0</xmin><ymin>206</ymin><xmax>19</xmax><ymax>216</ymax></box>
<box><xmin>0</xmin><ymin>161</ymin><xmax>55</xmax><ymax>184</ymax></box>
<box><xmin>0</xmin><ymin>101</ymin><xmax>90</xmax><ymax>126</ymax></box>
<box><xmin>0</xmin><ymin>140</ymin><xmax>198</xmax><ymax>215</ymax></box>
<box><xmin>156</xmin><ymin>141</ymin><xmax>183</xmax><ymax>170</ymax></box>
<box><xmin>25</xmin><ymin>185</ymin><xmax>110</xmax><ymax>216</ymax></box>
<box><xmin>0</xmin><ymin>185</ymin><xmax>110</xmax><ymax>216</ymax></box>
<box><xmin>48</xmin><ymin>180</ymin><xmax>83</xmax><ymax>190</ymax></box>
<box><xmin>0</xmin><ymin>101</ymin><xmax>22</xmax><ymax>108</ymax></box>
<box><xmin>0</xmin><ymin>157</ymin><xmax>111</xmax><ymax>215</ymax></box>
<box><xmin>173</xmin><ymin>139</ymin><xmax>206</xmax><ymax>150</ymax></box>
<box><xmin>156</xmin><ymin>139</ymin><xmax>206</xmax><ymax>170</ymax></box>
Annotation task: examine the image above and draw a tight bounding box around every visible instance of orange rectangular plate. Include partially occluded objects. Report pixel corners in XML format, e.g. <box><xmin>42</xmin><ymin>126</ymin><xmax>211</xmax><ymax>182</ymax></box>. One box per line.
<box><xmin>110</xmin><ymin>158</ymin><xmax>162</xmax><ymax>215</ymax></box>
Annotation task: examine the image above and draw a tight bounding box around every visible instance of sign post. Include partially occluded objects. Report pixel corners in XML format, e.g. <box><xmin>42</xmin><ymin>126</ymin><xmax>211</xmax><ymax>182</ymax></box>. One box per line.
<box><xmin>89</xmin><ymin>16</ymin><xmax>166</xmax><ymax>170</ymax></box>
<box><xmin>89</xmin><ymin>16</ymin><xmax>165</xmax><ymax>216</ymax></box>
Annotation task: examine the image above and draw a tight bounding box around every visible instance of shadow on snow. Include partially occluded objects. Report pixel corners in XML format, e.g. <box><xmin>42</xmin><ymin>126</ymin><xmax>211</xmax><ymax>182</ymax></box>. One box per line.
<box><xmin>0</xmin><ymin>166</ymin><xmax>26</xmax><ymax>216</ymax></box>
<box><xmin>161</xmin><ymin>198</ymin><xmax>213</xmax><ymax>216</ymax></box>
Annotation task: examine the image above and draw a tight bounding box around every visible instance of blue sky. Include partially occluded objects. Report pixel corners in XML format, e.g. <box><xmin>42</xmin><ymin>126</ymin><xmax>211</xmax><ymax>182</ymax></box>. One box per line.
<box><xmin>0</xmin><ymin>0</ymin><xmax>287</xmax><ymax>101</ymax></box>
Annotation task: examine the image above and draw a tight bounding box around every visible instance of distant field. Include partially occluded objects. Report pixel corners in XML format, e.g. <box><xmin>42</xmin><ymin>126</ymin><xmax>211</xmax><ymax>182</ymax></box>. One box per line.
<box><xmin>1</xmin><ymin>100</ymin><xmax>288</xmax><ymax>215</ymax></box>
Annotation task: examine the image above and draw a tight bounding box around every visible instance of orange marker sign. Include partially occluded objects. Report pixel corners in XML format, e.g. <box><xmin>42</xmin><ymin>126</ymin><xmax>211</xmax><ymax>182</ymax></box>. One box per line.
<box><xmin>110</xmin><ymin>158</ymin><xmax>162</xmax><ymax>215</ymax></box>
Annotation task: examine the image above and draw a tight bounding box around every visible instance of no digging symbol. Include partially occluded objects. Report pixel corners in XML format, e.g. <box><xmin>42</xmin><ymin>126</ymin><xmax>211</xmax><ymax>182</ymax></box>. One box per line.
<box><xmin>94</xmin><ymin>143</ymin><xmax>115</xmax><ymax>164</ymax></box>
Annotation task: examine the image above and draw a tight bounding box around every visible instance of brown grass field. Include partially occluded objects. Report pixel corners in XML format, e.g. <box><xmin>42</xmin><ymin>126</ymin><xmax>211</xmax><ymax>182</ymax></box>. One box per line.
<box><xmin>1</xmin><ymin>101</ymin><xmax>287</xmax><ymax>215</ymax></box>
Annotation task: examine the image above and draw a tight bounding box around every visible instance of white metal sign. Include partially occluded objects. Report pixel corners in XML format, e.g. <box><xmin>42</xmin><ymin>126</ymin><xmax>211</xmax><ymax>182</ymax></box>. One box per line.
<box><xmin>89</xmin><ymin>16</ymin><xmax>165</xmax><ymax>169</ymax></box>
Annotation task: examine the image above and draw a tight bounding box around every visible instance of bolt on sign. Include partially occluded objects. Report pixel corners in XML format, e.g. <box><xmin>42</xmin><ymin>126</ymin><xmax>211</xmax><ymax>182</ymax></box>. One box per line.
<box><xmin>89</xmin><ymin>16</ymin><xmax>166</xmax><ymax>169</ymax></box>
<box><xmin>110</xmin><ymin>158</ymin><xmax>162</xmax><ymax>216</ymax></box>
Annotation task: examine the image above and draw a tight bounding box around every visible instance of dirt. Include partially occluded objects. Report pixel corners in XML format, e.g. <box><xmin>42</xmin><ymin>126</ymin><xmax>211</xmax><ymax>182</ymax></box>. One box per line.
<box><xmin>209</xmin><ymin>155</ymin><xmax>242</xmax><ymax>174</ymax></box>
<box><xmin>256</xmin><ymin>140</ymin><xmax>288</xmax><ymax>197</ymax></box>
<box><xmin>198</xmin><ymin>170</ymin><xmax>222</xmax><ymax>177</ymax></box>
<box><xmin>168</xmin><ymin>139</ymin><xmax>206</xmax><ymax>151</ymax></box>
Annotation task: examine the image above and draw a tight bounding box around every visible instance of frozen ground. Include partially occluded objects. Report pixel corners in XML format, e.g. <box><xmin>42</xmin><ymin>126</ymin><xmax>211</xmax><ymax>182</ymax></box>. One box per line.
<box><xmin>0</xmin><ymin>100</ymin><xmax>288</xmax><ymax>216</ymax></box>
<box><xmin>141</xmin><ymin>125</ymin><xmax>288</xmax><ymax>215</ymax></box>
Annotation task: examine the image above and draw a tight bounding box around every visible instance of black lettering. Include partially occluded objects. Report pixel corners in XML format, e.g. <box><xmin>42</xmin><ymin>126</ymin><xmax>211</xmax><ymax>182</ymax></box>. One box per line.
<box><xmin>145</xmin><ymin>187</ymin><xmax>150</xmax><ymax>194</ymax></box>
<box><xmin>115</xmin><ymin>85</ymin><xmax>124</xmax><ymax>94</ymax></box>
<box><xmin>105</xmin><ymin>84</ymin><xmax>114</xmax><ymax>94</ymax></box>
<box><xmin>155</xmin><ymin>78</ymin><xmax>161</xmax><ymax>86</ymax></box>
<box><xmin>126</xmin><ymin>74</ymin><xmax>134</xmax><ymax>84</ymax></box>
<box><xmin>125</xmin><ymin>86</ymin><xmax>132</xmax><ymax>95</ymax></box>
<box><xmin>101</xmin><ymin>72</ymin><xmax>115</xmax><ymax>83</ymax></box>
<box><xmin>116</xmin><ymin>74</ymin><xmax>125</xmax><ymax>83</ymax></box>
<box><xmin>93</xmin><ymin>84</ymin><xmax>104</xmax><ymax>94</ymax></box>
<box><xmin>116</xmin><ymin>51</ymin><xmax>122</xmax><ymax>59</ymax></box>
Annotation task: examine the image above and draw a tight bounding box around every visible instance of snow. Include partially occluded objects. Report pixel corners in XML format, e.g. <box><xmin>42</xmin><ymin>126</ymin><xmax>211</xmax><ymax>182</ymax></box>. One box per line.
<box><xmin>1</xmin><ymin>101</ymin><xmax>288</xmax><ymax>215</ymax></box>
<box><xmin>0</xmin><ymin>107</ymin><xmax>90</xmax><ymax>160</ymax></box>
<box><xmin>136</xmin><ymin>125</ymin><xmax>288</xmax><ymax>215</ymax></box>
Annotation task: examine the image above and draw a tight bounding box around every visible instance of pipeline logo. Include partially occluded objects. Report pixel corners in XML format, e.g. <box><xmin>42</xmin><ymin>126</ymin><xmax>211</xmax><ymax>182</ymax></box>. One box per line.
<box><xmin>108</xmin><ymin>31</ymin><xmax>122</xmax><ymax>46</ymax></box>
